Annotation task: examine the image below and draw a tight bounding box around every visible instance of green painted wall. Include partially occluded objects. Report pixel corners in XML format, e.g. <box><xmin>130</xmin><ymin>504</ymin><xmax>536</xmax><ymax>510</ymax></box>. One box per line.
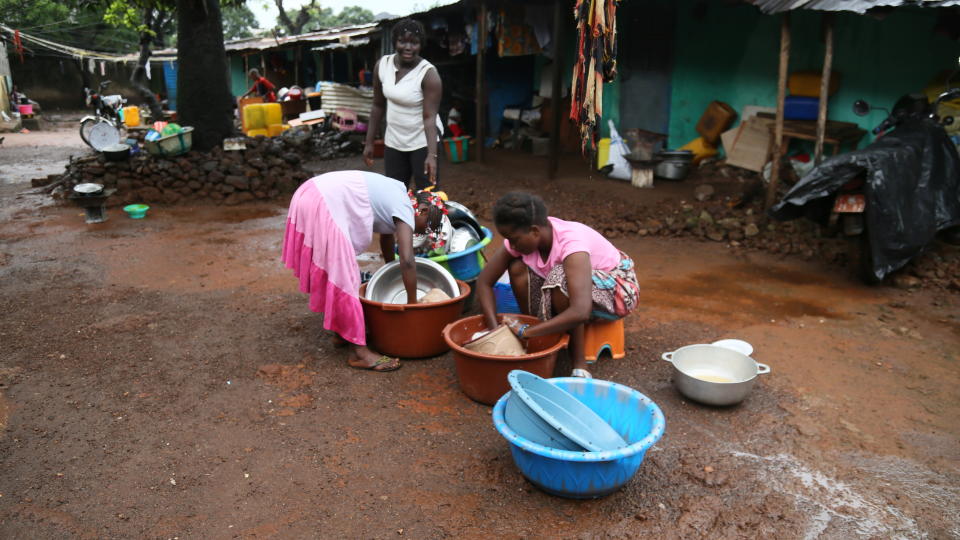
<box><xmin>667</xmin><ymin>3</ymin><xmax>960</xmax><ymax>149</ymax></box>
<box><xmin>230</xmin><ymin>55</ymin><xmax>248</xmax><ymax>97</ymax></box>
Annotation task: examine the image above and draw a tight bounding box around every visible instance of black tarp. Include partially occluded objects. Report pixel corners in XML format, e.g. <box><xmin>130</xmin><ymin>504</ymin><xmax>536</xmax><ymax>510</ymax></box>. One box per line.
<box><xmin>769</xmin><ymin>118</ymin><xmax>960</xmax><ymax>281</ymax></box>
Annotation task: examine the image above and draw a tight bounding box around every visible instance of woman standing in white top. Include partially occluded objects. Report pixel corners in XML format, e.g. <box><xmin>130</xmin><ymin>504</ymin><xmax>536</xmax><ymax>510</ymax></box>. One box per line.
<box><xmin>363</xmin><ymin>19</ymin><xmax>444</xmax><ymax>190</ymax></box>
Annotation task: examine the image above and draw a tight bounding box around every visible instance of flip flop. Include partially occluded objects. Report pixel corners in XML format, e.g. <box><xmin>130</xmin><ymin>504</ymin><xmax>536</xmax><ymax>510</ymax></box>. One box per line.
<box><xmin>571</xmin><ymin>368</ymin><xmax>593</xmax><ymax>379</ymax></box>
<box><xmin>350</xmin><ymin>355</ymin><xmax>401</xmax><ymax>373</ymax></box>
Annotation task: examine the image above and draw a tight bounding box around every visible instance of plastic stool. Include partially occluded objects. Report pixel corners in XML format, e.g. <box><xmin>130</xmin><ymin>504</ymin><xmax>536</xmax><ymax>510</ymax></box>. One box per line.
<box><xmin>584</xmin><ymin>318</ymin><xmax>625</xmax><ymax>363</ymax></box>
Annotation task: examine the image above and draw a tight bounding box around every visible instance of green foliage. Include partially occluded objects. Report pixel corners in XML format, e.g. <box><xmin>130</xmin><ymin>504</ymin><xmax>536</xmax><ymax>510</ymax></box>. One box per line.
<box><xmin>314</xmin><ymin>5</ymin><xmax>376</xmax><ymax>29</ymax></box>
<box><xmin>0</xmin><ymin>0</ymin><xmax>142</xmax><ymax>53</ymax></box>
<box><xmin>222</xmin><ymin>3</ymin><xmax>259</xmax><ymax>40</ymax></box>
<box><xmin>273</xmin><ymin>3</ymin><xmax>376</xmax><ymax>36</ymax></box>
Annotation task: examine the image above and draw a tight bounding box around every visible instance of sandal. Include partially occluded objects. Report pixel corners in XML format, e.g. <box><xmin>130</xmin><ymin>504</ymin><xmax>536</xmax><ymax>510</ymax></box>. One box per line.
<box><xmin>349</xmin><ymin>355</ymin><xmax>401</xmax><ymax>373</ymax></box>
<box><xmin>571</xmin><ymin>368</ymin><xmax>593</xmax><ymax>379</ymax></box>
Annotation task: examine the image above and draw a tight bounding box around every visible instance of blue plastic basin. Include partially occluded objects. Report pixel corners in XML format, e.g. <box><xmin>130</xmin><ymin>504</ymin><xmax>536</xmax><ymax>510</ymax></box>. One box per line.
<box><xmin>506</xmin><ymin>371</ymin><xmax>627</xmax><ymax>452</ymax></box>
<box><xmin>493</xmin><ymin>377</ymin><xmax>665</xmax><ymax>499</ymax></box>
<box><xmin>423</xmin><ymin>226</ymin><xmax>492</xmax><ymax>281</ymax></box>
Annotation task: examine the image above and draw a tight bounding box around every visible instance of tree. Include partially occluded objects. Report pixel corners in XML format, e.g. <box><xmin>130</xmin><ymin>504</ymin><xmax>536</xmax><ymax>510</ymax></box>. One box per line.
<box><xmin>221</xmin><ymin>3</ymin><xmax>258</xmax><ymax>40</ymax></box>
<box><xmin>273</xmin><ymin>2</ymin><xmax>375</xmax><ymax>36</ymax></box>
<box><xmin>0</xmin><ymin>0</ymin><xmax>141</xmax><ymax>54</ymax></box>
<box><xmin>176</xmin><ymin>0</ymin><xmax>234</xmax><ymax>151</ymax></box>
<box><xmin>102</xmin><ymin>0</ymin><xmax>176</xmax><ymax>121</ymax></box>
<box><xmin>314</xmin><ymin>5</ymin><xmax>375</xmax><ymax>29</ymax></box>
<box><xmin>273</xmin><ymin>0</ymin><xmax>320</xmax><ymax>36</ymax></box>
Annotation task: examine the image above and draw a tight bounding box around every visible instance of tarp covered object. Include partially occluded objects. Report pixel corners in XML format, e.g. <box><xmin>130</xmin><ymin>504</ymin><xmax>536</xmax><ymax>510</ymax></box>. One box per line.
<box><xmin>769</xmin><ymin>118</ymin><xmax>960</xmax><ymax>281</ymax></box>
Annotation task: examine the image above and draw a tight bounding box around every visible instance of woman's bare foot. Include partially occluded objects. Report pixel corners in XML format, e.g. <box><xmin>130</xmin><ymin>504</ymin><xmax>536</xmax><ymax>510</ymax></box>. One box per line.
<box><xmin>348</xmin><ymin>345</ymin><xmax>401</xmax><ymax>372</ymax></box>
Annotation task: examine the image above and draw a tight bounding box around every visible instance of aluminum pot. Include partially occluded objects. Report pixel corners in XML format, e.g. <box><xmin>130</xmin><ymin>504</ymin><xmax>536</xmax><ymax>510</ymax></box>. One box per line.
<box><xmin>364</xmin><ymin>258</ymin><xmax>459</xmax><ymax>303</ymax></box>
<box><xmin>661</xmin><ymin>344</ymin><xmax>770</xmax><ymax>406</ymax></box>
<box><xmin>654</xmin><ymin>150</ymin><xmax>693</xmax><ymax>180</ymax></box>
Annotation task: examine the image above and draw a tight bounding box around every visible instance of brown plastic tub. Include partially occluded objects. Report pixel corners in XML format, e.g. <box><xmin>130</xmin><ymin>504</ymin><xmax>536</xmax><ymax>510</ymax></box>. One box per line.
<box><xmin>442</xmin><ymin>314</ymin><xmax>569</xmax><ymax>405</ymax></box>
<box><xmin>359</xmin><ymin>280</ymin><xmax>470</xmax><ymax>359</ymax></box>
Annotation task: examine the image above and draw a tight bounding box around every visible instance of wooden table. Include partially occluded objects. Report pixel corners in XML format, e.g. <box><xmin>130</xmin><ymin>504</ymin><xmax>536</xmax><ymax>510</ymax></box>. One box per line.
<box><xmin>766</xmin><ymin>117</ymin><xmax>867</xmax><ymax>156</ymax></box>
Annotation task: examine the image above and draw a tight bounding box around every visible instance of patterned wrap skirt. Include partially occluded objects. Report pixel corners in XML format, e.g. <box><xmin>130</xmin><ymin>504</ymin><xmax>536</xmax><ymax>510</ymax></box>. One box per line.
<box><xmin>528</xmin><ymin>251</ymin><xmax>639</xmax><ymax>321</ymax></box>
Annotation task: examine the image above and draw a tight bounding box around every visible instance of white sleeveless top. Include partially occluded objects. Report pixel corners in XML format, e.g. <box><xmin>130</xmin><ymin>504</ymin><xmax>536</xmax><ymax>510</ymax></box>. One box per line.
<box><xmin>378</xmin><ymin>54</ymin><xmax>444</xmax><ymax>152</ymax></box>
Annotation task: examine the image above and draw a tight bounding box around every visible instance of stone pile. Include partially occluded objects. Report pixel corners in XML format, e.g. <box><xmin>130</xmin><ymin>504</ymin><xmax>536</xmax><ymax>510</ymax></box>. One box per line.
<box><xmin>49</xmin><ymin>134</ymin><xmax>314</xmax><ymax>206</ymax></box>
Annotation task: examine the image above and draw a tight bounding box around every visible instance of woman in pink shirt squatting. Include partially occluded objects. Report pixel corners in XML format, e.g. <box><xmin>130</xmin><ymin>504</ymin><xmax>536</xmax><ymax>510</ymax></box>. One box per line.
<box><xmin>476</xmin><ymin>192</ymin><xmax>640</xmax><ymax>378</ymax></box>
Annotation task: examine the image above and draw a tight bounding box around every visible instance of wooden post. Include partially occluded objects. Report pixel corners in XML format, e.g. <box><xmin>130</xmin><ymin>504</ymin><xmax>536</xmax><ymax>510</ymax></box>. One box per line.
<box><xmin>475</xmin><ymin>1</ymin><xmax>487</xmax><ymax>163</ymax></box>
<box><xmin>295</xmin><ymin>46</ymin><xmax>302</xmax><ymax>87</ymax></box>
<box><xmin>764</xmin><ymin>13</ymin><xmax>791</xmax><ymax>213</ymax></box>
<box><xmin>548</xmin><ymin>0</ymin><xmax>564</xmax><ymax>179</ymax></box>
<box><xmin>814</xmin><ymin>14</ymin><xmax>834</xmax><ymax>165</ymax></box>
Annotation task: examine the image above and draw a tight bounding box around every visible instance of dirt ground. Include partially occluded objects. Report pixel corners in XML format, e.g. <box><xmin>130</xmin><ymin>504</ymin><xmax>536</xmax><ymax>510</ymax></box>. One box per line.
<box><xmin>1</xmin><ymin>127</ymin><xmax>958</xmax><ymax>539</ymax></box>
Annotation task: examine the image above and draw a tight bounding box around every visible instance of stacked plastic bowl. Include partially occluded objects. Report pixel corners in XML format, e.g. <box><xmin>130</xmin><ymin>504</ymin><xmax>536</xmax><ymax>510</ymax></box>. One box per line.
<box><xmin>492</xmin><ymin>371</ymin><xmax>665</xmax><ymax>499</ymax></box>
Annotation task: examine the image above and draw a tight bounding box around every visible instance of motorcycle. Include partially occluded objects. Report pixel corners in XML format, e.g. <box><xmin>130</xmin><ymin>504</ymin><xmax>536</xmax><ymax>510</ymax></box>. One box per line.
<box><xmin>770</xmin><ymin>85</ymin><xmax>960</xmax><ymax>284</ymax></box>
<box><xmin>80</xmin><ymin>80</ymin><xmax>126</xmax><ymax>151</ymax></box>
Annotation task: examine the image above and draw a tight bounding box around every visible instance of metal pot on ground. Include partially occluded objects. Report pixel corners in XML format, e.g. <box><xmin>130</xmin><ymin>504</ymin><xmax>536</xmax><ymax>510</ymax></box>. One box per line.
<box><xmin>661</xmin><ymin>344</ymin><xmax>770</xmax><ymax>406</ymax></box>
<box><xmin>654</xmin><ymin>150</ymin><xmax>694</xmax><ymax>180</ymax></box>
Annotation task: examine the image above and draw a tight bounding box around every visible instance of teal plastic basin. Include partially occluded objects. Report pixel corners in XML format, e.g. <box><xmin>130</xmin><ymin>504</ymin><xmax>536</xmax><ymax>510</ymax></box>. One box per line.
<box><xmin>123</xmin><ymin>204</ymin><xmax>150</xmax><ymax>219</ymax></box>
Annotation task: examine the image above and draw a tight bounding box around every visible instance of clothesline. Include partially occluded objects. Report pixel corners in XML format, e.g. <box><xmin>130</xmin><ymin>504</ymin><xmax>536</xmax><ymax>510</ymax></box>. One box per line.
<box><xmin>0</xmin><ymin>24</ymin><xmax>174</xmax><ymax>63</ymax></box>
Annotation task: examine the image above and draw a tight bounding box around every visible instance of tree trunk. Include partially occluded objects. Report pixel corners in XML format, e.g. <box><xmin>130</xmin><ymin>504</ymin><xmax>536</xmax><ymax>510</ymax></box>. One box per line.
<box><xmin>131</xmin><ymin>9</ymin><xmax>163</xmax><ymax>122</ymax></box>
<box><xmin>176</xmin><ymin>0</ymin><xmax>234</xmax><ymax>151</ymax></box>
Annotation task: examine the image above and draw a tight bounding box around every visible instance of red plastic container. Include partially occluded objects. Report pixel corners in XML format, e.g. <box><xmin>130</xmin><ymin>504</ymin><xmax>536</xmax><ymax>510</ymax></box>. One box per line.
<box><xmin>359</xmin><ymin>280</ymin><xmax>470</xmax><ymax>358</ymax></box>
<box><xmin>443</xmin><ymin>314</ymin><xmax>569</xmax><ymax>405</ymax></box>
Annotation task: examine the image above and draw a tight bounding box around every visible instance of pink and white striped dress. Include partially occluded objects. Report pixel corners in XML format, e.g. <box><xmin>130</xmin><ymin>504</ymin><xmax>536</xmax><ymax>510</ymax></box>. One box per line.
<box><xmin>281</xmin><ymin>171</ymin><xmax>412</xmax><ymax>345</ymax></box>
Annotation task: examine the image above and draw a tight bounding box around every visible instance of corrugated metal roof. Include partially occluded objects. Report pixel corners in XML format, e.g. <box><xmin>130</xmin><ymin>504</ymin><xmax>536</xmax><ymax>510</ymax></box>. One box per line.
<box><xmin>224</xmin><ymin>23</ymin><xmax>380</xmax><ymax>52</ymax></box>
<box><xmin>311</xmin><ymin>38</ymin><xmax>371</xmax><ymax>52</ymax></box>
<box><xmin>753</xmin><ymin>0</ymin><xmax>960</xmax><ymax>14</ymax></box>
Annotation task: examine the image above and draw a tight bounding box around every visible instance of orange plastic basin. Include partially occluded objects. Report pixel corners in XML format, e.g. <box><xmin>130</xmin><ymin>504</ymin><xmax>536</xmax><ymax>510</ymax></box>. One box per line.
<box><xmin>443</xmin><ymin>314</ymin><xmax>569</xmax><ymax>405</ymax></box>
<box><xmin>359</xmin><ymin>280</ymin><xmax>470</xmax><ymax>359</ymax></box>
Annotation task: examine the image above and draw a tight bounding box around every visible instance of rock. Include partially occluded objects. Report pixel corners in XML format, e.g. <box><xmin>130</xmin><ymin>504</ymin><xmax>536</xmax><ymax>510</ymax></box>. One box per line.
<box><xmin>892</xmin><ymin>274</ymin><xmax>921</xmax><ymax>289</ymax></box>
<box><xmin>282</xmin><ymin>152</ymin><xmax>301</xmax><ymax>165</ymax></box>
<box><xmin>207</xmin><ymin>170</ymin><xmax>225</xmax><ymax>183</ymax></box>
<box><xmin>202</xmin><ymin>160</ymin><xmax>219</xmax><ymax>172</ymax></box>
<box><xmin>223</xmin><ymin>192</ymin><xmax>255</xmax><ymax>206</ymax></box>
<box><xmin>248</xmin><ymin>158</ymin><xmax>267</xmax><ymax>170</ymax></box>
<box><xmin>188</xmin><ymin>180</ymin><xmax>202</xmax><ymax>190</ymax></box>
<box><xmin>728</xmin><ymin>229</ymin><xmax>745</xmax><ymax>241</ymax></box>
<box><xmin>744</xmin><ymin>223</ymin><xmax>760</xmax><ymax>237</ymax></box>
<box><xmin>117</xmin><ymin>178</ymin><xmax>133</xmax><ymax>190</ymax></box>
<box><xmin>137</xmin><ymin>186</ymin><xmax>163</xmax><ymax>201</ymax></box>
<box><xmin>225</xmin><ymin>175</ymin><xmax>249</xmax><ymax>190</ymax></box>
<box><xmin>706</xmin><ymin>228</ymin><xmax>726</xmax><ymax>242</ymax></box>
<box><xmin>698</xmin><ymin>210</ymin><xmax>714</xmax><ymax>225</ymax></box>
<box><xmin>221</xmin><ymin>183</ymin><xmax>236</xmax><ymax>194</ymax></box>
<box><xmin>717</xmin><ymin>218</ymin><xmax>741</xmax><ymax>230</ymax></box>
<box><xmin>694</xmin><ymin>184</ymin><xmax>715</xmax><ymax>202</ymax></box>
<box><xmin>162</xmin><ymin>190</ymin><xmax>181</xmax><ymax>204</ymax></box>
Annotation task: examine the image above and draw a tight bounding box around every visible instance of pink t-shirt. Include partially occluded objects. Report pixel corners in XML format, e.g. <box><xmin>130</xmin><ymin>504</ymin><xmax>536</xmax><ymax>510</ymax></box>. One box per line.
<box><xmin>504</xmin><ymin>217</ymin><xmax>621</xmax><ymax>278</ymax></box>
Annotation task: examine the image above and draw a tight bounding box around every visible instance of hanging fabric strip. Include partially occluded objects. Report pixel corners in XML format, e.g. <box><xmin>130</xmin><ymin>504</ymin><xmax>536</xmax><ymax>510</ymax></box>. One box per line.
<box><xmin>569</xmin><ymin>0</ymin><xmax>620</xmax><ymax>155</ymax></box>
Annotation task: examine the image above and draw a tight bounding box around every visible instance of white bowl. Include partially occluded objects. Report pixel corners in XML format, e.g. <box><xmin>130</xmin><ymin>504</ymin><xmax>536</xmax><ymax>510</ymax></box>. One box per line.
<box><xmin>711</xmin><ymin>339</ymin><xmax>754</xmax><ymax>357</ymax></box>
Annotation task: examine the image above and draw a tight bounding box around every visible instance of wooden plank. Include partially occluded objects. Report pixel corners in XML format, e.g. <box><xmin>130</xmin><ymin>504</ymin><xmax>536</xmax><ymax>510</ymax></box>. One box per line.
<box><xmin>548</xmin><ymin>0</ymin><xmax>564</xmax><ymax>179</ymax></box>
<box><xmin>476</xmin><ymin>1</ymin><xmax>487</xmax><ymax>163</ymax></box>
<box><xmin>764</xmin><ymin>13</ymin><xmax>791</xmax><ymax>213</ymax></box>
<box><xmin>814</xmin><ymin>14</ymin><xmax>834</xmax><ymax>164</ymax></box>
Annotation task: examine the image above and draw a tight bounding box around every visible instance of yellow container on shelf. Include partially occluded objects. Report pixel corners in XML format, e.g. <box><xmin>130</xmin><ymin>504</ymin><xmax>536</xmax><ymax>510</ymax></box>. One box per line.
<box><xmin>262</xmin><ymin>103</ymin><xmax>282</xmax><ymax>128</ymax></box>
<box><xmin>122</xmin><ymin>105</ymin><xmax>141</xmax><ymax>127</ymax></box>
<box><xmin>679</xmin><ymin>136</ymin><xmax>719</xmax><ymax>165</ymax></box>
<box><xmin>596</xmin><ymin>138</ymin><xmax>611</xmax><ymax>170</ymax></box>
<box><xmin>267</xmin><ymin>124</ymin><xmax>284</xmax><ymax>137</ymax></box>
<box><xmin>247</xmin><ymin>128</ymin><xmax>269</xmax><ymax>137</ymax></box>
